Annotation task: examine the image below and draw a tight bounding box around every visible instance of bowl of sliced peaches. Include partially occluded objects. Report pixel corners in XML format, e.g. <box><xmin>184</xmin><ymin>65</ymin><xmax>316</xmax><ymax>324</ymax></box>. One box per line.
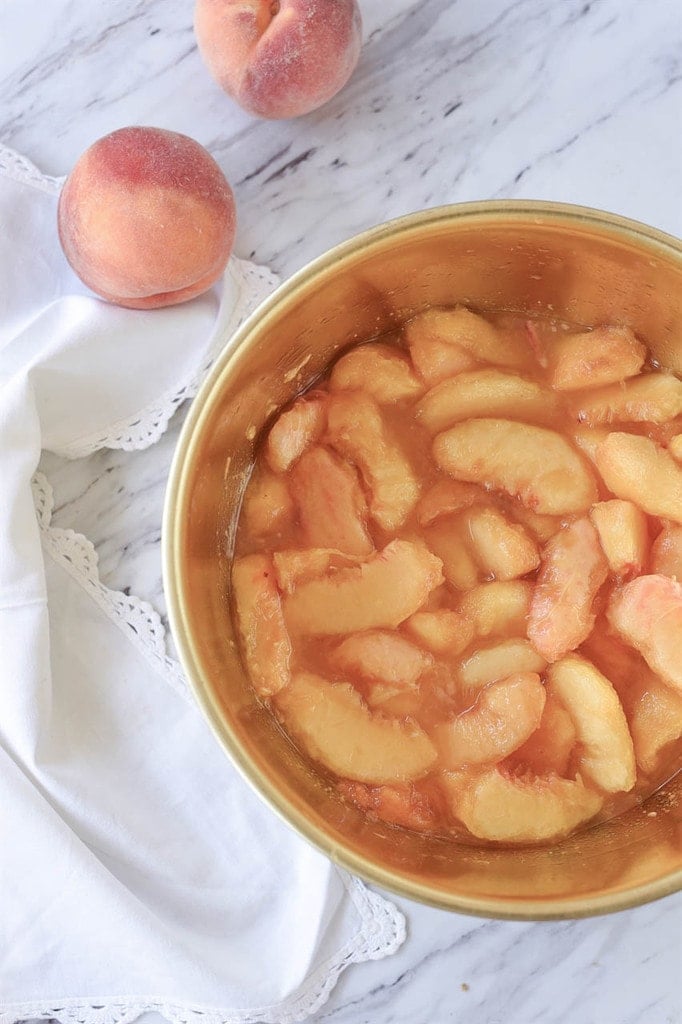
<box><xmin>164</xmin><ymin>201</ymin><xmax>682</xmax><ymax>918</ymax></box>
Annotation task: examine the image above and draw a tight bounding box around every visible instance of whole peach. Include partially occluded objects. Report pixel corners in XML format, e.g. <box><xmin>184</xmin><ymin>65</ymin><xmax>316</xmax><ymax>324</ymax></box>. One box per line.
<box><xmin>194</xmin><ymin>0</ymin><xmax>362</xmax><ymax>119</ymax></box>
<box><xmin>57</xmin><ymin>127</ymin><xmax>236</xmax><ymax>309</ymax></box>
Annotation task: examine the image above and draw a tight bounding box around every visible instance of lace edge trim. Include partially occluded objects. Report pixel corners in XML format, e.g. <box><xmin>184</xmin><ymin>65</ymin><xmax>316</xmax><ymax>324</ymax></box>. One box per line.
<box><xmin>0</xmin><ymin>877</ymin><xmax>404</xmax><ymax>1024</ymax></box>
<box><xmin>0</xmin><ymin>140</ymin><xmax>63</xmax><ymax>194</ymax></box>
<box><xmin>24</xmin><ymin>474</ymin><xmax>407</xmax><ymax>1024</ymax></box>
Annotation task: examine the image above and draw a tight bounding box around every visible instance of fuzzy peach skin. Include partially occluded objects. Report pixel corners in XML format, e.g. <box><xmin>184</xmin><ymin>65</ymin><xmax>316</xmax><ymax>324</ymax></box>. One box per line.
<box><xmin>57</xmin><ymin>127</ymin><xmax>236</xmax><ymax>309</ymax></box>
<box><xmin>194</xmin><ymin>0</ymin><xmax>362</xmax><ymax>119</ymax></box>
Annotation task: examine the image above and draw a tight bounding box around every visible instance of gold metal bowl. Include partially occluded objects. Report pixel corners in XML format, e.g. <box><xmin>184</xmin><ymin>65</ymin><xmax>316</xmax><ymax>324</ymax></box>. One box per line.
<box><xmin>163</xmin><ymin>201</ymin><xmax>682</xmax><ymax>919</ymax></box>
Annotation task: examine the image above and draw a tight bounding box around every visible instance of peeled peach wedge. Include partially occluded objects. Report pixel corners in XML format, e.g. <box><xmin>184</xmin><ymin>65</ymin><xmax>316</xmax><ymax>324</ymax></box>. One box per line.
<box><xmin>458</xmin><ymin>581</ymin><xmax>532</xmax><ymax>639</ymax></box>
<box><xmin>607</xmin><ymin>575</ymin><xmax>682</xmax><ymax>693</ymax></box>
<box><xmin>651</xmin><ymin>523</ymin><xmax>682</xmax><ymax>579</ymax></box>
<box><xmin>272</xmin><ymin>548</ymin><xmax>361</xmax><ymax>593</ymax></box>
<box><xmin>194</xmin><ymin>0</ymin><xmax>362</xmax><ymax>120</ymax></box>
<box><xmin>241</xmin><ymin>468</ymin><xmax>294</xmax><ymax>538</ymax></box>
<box><xmin>547</xmin><ymin>655</ymin><xmax>636</xmax><ymax>793</ymax></box>
<box><xmin>331</xmin><ymin>630</ymin><xmax>432</xmax><ymax>686</ymax></box>
<box><xmin>289</xmin><ymin>446</ymin><xmax>373</xmax><ymax>556</ymax></box>
<box><xmin>58</xmin><ymin>127</ymin><xmax>236</xmax><ymax>308</ymax></box>
<box><xmin>338</xmin><ymin>780</ymin><xmax>440</xmax><ymax>832</ymax></box>
<box><xmin>405</xmin><ymin>609</ymin><xmax>475</xmax><ymax>656</ymax></box>
<box><xmin>423</xmin><ymin>516</ymin><xmax>480</xmax><ymax>591</ymax></box>
<box><xmin>447</xmin><ymin>768</ymin><xmax>603</xmax><ymax>844</ymax></box>
<box><xmin>404</xmin><ymin>307</ymin><xmax>527</xmax><ymax>370</ymax></box>
<box><xmin>232</xmin><ymin>553</ymin><xmax>291</xmax><ymax>697</ymax></box>
<box><xmin>507</xmin><ymin>695</ymin><xmax>577</xmax><ymax>776</ymax></box>
<box><xmin>463</xmin><ymin>506</ymin><xmax>540</xmax><ymax>581</ymax></box>
<box><xmin>404</xmin><ymin>316</ymin><xmax>479</xmax><ymax>385</ymax></box>
<box><xmin>547</xmin><ymin>325</ymin><xmax>645</xmax><ymax>391</ymax></box>
<box><xmin>416</xmin><ymin>369</ymin><xmax>556</xmax><ymax>433</ymax></box>
<box><xmin>283</xmin><ymin>539</ymin><xmax>443</xmax><ymax>635</ymax></box>
<box><xmin>571</xmin><ymin>372</ymin><xmax>682</xmax><ymax>427</ymax></box>
<box><xmin>589</xmin><ymin>499</ymin><xmax>648</xmax><ymax>578</ymax></box>
<box><xmin>458</xmin><ymin>638</ymin><xmax>546</xmax><ymax>694</ymax></box>
<box><xmin>277</xmin><ymin>672</ymin><xmax>437</xmax><ymax>784</ymax></box>
<box><xmin>435</xmin><ymin>673</ymin><xmax>546</xmax><ymax>768</ymax></box>
<box><xmin>628</xmin><ymin>681</ymin><xmax>682</xmax><ymax>775</ymax></box>
<box><xmin>265</xmin><ymin>393</ymin><xmax>326</xmax><ymax>473</ymax></box>
<box><xmin>527</xmin><ymin>518</ymin><xmax>608</xmax><ymax>662</ymax></box>
<box><xmin>416</xmin><ymin>480</ymin><xmax>484</xmax><ymax>527</ymax></box>
<box><xmin>433</xmin><ymin>419</ymin><xmax>598</xmax><ymax>515</ymax></box>
<box><xmin>330</xmin><ymin>342</ymin><xmax>423</xmax><ymax>403</ymax></box>
<box><xmin>326</xmin><ymin>391</ymin><xmax>421</xmax><ymax>530</ymax></box>
<box><xmin>595</xmin><ymin>432</ymin><xmax>682</xmax><ymax>524</ymax></box>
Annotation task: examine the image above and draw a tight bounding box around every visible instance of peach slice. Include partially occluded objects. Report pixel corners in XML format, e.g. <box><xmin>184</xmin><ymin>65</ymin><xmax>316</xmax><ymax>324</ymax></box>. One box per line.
<box><xmin>505</xmin><ymin>504</ymin><xmax>563</xmax><ymax>544</ymax></box>
<box><xmin>416</xmin><ymin>370</ymin><xmax>556</xmax><ymax>433</ymax></box>
<box><xmin>232</xmin><ymin>553</ymin><xmax>292</xmax><ymax>697</ymax></box>
<box><xmin>331</xmin><ymin>630</ymin><xmax>432</xmax><ymax>686</ymax></box>
<box><xmin>527</xmin><ymin>518</ymin><xmax>609</xmax><ymax>662</ymax></box>
<box><xmin>458</xmin><ymin>581</ymin><xmax>531</xmax><ymax>639</ymax></box>
<box><xmin>459</xmin><ymin>638</ymin><xmax>547</xmax><ymax>693</ymax></box>
<box><xmin>651</xmin><ymin>523</ymin><xmax>682</xmax><ymax>579</ymax></box>
<box><xmin>273</xmin><ymin>548</ymin><xmax>361</xmax><ymax>593</ymax></box>
<box><xmin>589</xmin><ymin>499</ymin><xmax>648</xmax><ymax>578</ymax></box>
<box><xmin>265</xmin><ymin>393</ymin><xmax>326</xmax><ymax>473</ymax></box>
<box><xmin>433</xmin><ymin>419</ymin><xmax>598</xmax><ymax>515</ymax></box>
<box><xmin>547</xmin><ymin>325</ymin><xmax>645</xmax><ymax>391</ymax></box>
<box><xmin>628</xmin><ymin>682</ymin><xmax>682</xmax><ymax>774</ymax></box>
<box><xmin>330</xmin><ymin>342</ymin><xmax>423</xmax><ymax>403</ymax></box>
<box><xmin>404</xmin><ymin>307</ymin><xmax>528</xmax><ymax>370</ymax></box>
<box><xmin>506</xmin><ymin>695</ymin><xmax>577</xmax><ymax>776</ymax></box>
<box><xmin>571</xmin><ymin>373</ymin><xmax>682</xmax><ymax>426</ymax></box>
<box><xmin>607</xmin><ymin>575</ymin><xmax>682</xmax><ymax>693</ymax></box>
<box><xmin>449</xmin><ymin>768</ymin><xmax>602</xmax><ymax>844</ymax></box>
<box><xmin>284</xmin><ymin>539</ymin><xmax>443</xmax><ymax>635</ymax></box>
<box><xmin>424</xmin><ymin>517</ymin><xmax>480</xmax><ymax>590</ymax></box>
<box><xmin>277</xmin><ymin>672</ymin><xmax>437</xmax><ymax>783</ymax></box>
<box><xmin>463</xmin><ymin>506</ymin><xmax>540</xmax><ymax>581</ymax></box>
<box><xmin>404</xmin><ymin>609</ymin><xmax>475</xmax><ymax>655</ymax></box>
<box><xmin>416</xmin><ymin>479</ymin><xmax>484</xmax><ymax>527</ymax></box>
<box><xmin>595</xmin><ymin>432</ymin><xmax>682</xmax><ymax>524</ymax></box>
<box><xmin>405</xmin><ymin>329</ymin><xmax>479</xmax><ymax>385</ymax></box>
<box><xmin>435</xmin><ymin>672</ymin><xmax>546</xmax><ymax>768</ymax></box>
<box><xmin>289</xmin><ymin>446</ymin><xmax>373</xmax><ymax>555</ymax></box>
<box><xmin>338</xmin><ymin>780</ymin><xmax>440</xmax><ymax>832</ymax></box>
<box><xmin>669</xmin><ymin>434</ymin><xmax>682</xmax><ymax>462</ymax></box>
<box><xmin>241</xmin><ymin>468</ymin><xmax>294</xmax><ymax>538</ymax></box>
<box><xmin>326</xmin><ymin>391</ymin><xmax>420</xmax><ymax>530</ymax></box>
<box><xmin>547</xmin><ymin>655</ymin><xmax>636</xmax><ymax>793</ymax></box>
<box><xmin>571</xmin><ymin>424</ymin><xmax>611</xmax><ymax>467</ymax></box>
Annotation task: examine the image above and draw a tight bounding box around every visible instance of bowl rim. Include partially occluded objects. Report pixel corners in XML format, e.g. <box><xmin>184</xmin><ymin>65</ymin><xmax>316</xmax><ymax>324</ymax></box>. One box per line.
<box><xmin>163</xmin><ymin>199</ymin><xmax>682</xmax><ymax>920</ymax></box>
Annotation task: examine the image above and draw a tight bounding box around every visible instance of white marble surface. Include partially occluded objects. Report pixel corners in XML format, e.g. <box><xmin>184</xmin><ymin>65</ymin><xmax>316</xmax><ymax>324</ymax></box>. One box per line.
<box><xmin>2</xmin><ymin>0</ymin><xmax>682</xmax><ymax>1021</ymax></box>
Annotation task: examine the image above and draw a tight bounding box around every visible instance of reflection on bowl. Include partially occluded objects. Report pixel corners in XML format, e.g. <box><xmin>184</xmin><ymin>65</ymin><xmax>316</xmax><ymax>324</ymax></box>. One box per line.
<box><xmin>163</xmin><ymin>201</ymin><xmax>682</xmax><ymax>919</ymax></box>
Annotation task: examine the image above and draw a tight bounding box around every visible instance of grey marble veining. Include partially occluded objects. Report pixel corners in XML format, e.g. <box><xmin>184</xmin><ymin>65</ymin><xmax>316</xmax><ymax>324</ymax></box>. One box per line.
<box><xmin>3</xmin><ymin>0</ymin><xmax>682</xmax><ymax>1021</ymax></box>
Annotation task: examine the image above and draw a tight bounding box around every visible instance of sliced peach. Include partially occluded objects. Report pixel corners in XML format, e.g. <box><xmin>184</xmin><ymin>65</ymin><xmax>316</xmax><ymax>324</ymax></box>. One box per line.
<box><xmin>232</xmin><ymin>553</ymin><xmax>291</xmax><ymax>697</ymax></box>
<box><xmin>416</xmin><ymin>479</ymin><xmax>484</xmax><ymax>527</ymax></box>
<box><xmin>284</xmin><ymin>539</ymin><xmax>443</xmax><ymax>635</ymax></box>
<box><xmin>463</xmin><ymin>506</ymin><xmax>540</xmax><ymax>581</ymax></box>
<box><xmin>406</xmin><ymin>330</ymin><xmax>479</xmax><ymax>385</ymax></box>
<box><xmin>589</xmin><ymin>499</ymin><xmax>648</xmax><ymax>578</ymax></box>
<box><xmin>527</xmin><ymin>518</ymin><xmax>609</xmax><ymax>662</ymax></box>
<box><xmin>277</xmin><ymin>672</ymin><xmax>437</xmax><ymax>783</ymax></box>
<box><xmin>404</xmin><ymin>306</ymin><xmax>527</xmax><ymax>369</ymax></box>
<box><xmin>607</xmin><ymin>574</ymin><xmax>682</xmax><ymax>693</ymax></box>
<box><xmin>404</xmin><ymin>609</ymin><xmax>475</xmax><ymax>655</ymax></box>
<box><xmin>571</xmin><ymin>373</ymin><xmax>682</xmax><ymax>426</ymax></box>
<box><xmin>265</xmin><ymin>393</ymin><xmax>327</xmax><ymax>473</ymax></box>
<box><xmin>547</xmin><ymin>325</ymin><xmax>645</xmax><ymax>391</ymax></box>
<box><xmin>457</xmin><ymin>581</ymin><xmax>531</xmax><ymax>638</ymax></box>
<box><xmin>449</xmin><ymin>768</ymin><xmax>602</xmax><ymax>844</ymax></box>
<box><xmin>506</xmin><ymin>695</ymin><xmax>577</xmax><ymax>776</ymax></box>
<box><xmin>331</xmin><ymin>630</ymin><xmax>432</xmax><ymax>686</ymax></box>
<box><xmin>628</xmin><ymin>682</ymin><xmax>682</xmax><ymax>774</ymax></box>
<box><xmin>338</xmin><ymin>780</ymin><xmax>439</xmax><ymax>832</ymax></box>
<box><xmin>571</xmin><ymin>425</ymin><xmax>611</xmax><ymax>467</ymax></box>
<box><xmin>330</xmin><ymin>342</ymin><xmax>423</xmax><ymax>403</ymax></box>
<box><xmin>547</xmin><ymin>655</ymin><xmax>636</xmax><ymax>793</ymax></box>
<box><xmin>273</xmin><ymin>548</ymin><xmax>361</xmax><ymax>593</ymax></box>
<box><xmin>326</xmin><ymin>390</ymin><xmax>420</xmax><ymax>530</ymax></box>
<box><xmin>459</xmin><ymin>638</ymin><xmax>547</xmax><ymax>693</ymax></box>
<box><xmin>242</xmin><ymin>468</ymin><xmax>294</xmax><ymax>538</ymax></box>
<box><xmin>364</xmin><ymin>685</ymin><xmax>423</xmax><ymax>717</ymax></box>
<box><xmin>505</xmin><ymin>504</ymin><xmax>563</xmax><ymax>544</ymax></box>
<box><xmin>416</xmin><ymin>370</ymin><xmax>556</xmax><ymax>433</ymax></box>
<box><xmin>435</xmin><ymin>672</ymin><xmax>546</xmax><ymax>768</ymax></box>
<box><xmin>595</xmin><ymin>432</ymin><xmax>682</xmax><ymax>524</ymax></box>
<box><xmin>289</xmin><ymin>446</ymin><xmax>373</xmax><ymax>556</ymax></box>
<box><xmin>434</xmin><ymin>419</ymin><xmax>598</xmax><ymax>515</ymax></box>
<box><xmin>651</xmin><ymin>523</ymin><xmax>682</xmax><ymax>579</ymax></box>
<box><xmin>424</xmin><ymin>517</ymin><xmax>480</xmax><ymax>590</ymax></box>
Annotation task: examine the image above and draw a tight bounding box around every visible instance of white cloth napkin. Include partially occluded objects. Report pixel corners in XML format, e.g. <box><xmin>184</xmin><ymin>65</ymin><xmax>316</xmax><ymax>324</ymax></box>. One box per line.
<box><xmin>0</xmin><ymin>145</ymin><xmax>404</xmax><ymax>1024</ymax></box>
